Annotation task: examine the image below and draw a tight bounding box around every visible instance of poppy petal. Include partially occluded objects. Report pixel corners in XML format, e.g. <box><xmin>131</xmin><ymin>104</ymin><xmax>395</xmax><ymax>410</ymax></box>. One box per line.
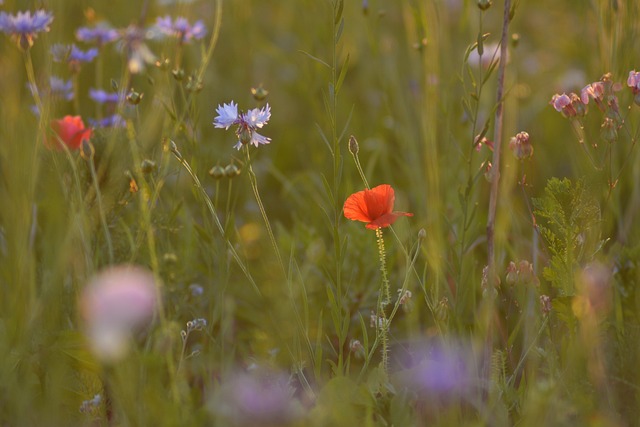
<box><xmin>363</xmin><ymin>184</ymin><xmax>394</xmax><ymax>220</ymax></box>
<box><xmin>343</xmin><ymin>189</ymin><xmax>371</xmax><ymax>223</ymax></box>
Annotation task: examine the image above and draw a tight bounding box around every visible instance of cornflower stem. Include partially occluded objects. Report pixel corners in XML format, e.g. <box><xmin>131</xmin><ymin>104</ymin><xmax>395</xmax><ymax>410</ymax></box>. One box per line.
<box><xmin>22</xmin><ymin>49</ymin><xmax>45</xmax><ymax>310</ymax></box>
<box><xmin>375</xmin><ymin>227</ymin><xmax>391</xmax><ymax>374</ymax></box>
<box><xmin>244</xmin><ymin>147</ymin><xmax>286</xmax><ymax>275</ymax></box>
<box><xmin>169</xmin><ymin>144</ymin><xmax>261</xmax><ymax>295</ymax></box>
<box><xmin>87</xmin><ymin>155</ymin><xmax>115</xmax><ymax>264</ymax></box>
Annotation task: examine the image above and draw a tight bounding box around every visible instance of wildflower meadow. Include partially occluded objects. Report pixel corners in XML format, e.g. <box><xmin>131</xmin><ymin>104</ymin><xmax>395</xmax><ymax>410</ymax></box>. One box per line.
<box><xmin>2</xmin><ymin>0</ymin><xmax>640</xmax><ymax>425</ymax></box>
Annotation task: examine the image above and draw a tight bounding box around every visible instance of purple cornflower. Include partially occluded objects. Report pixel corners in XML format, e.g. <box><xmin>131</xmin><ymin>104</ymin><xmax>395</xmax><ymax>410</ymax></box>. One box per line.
<box><xmin>0</xmin><ymin>10</ymin><xmax>53</xmax><ymax>50</ymax></box>
<box><xmin>76</xmin><ymin>23</ymin><xmax>119</xmax><ymax>46</ymax></box>
<box><xmin>89</xmin><ymin>88</ymin><xmax>120</xmax><ymax>104</ymax></box>
<box><xmin>214</xmin><ymin>101</ymin><xmax>272</xmax><ymax>150</ymax></box>
<box><xmin>156</xmin><ymin>16</ymin><xmax>206</xmax><ymax>44</ymax></box>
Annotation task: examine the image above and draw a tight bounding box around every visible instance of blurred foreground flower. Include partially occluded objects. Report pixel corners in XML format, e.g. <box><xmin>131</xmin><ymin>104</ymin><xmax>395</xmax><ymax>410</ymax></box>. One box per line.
<box><xmin>0</xmin><ymin>9</ymin><xmax>53</xmax><ymax>50</ymax></box>
<box><xmin>208</xmin><ymin>367</ymin><xmax>303</xmax><ymax>426</ymax></box>
<box><xmin>156</xmin><ymin>16</ymin><xmax>206</xmax><ymax>43</ymax></box>
<box><xmin>49</xmin><ymin>115</ymin><xmax>92</xmax><ymax>150</ymax></box>
<box><xmin>394</xmin><ymin>340</ymin><xmax>475</xmax><ymax>398</ymax></box>
<box><xmin>80</xmin><ymin>265</ymin><xmax>158</xmax><ymax>362</ymax></box>
<box><xmin>214</xmin><ymin>101</ymin><xmax>272</xmax><ymax>150</ymax></box>
<box><xmin>343</xmin><ymin>184</ymin><xmax>413</xmax><ymax>229</ymax></box>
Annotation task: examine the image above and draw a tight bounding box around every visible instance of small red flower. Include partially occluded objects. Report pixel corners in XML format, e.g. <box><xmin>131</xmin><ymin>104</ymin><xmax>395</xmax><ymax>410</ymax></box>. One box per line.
<box><xmin>343</xmin><ymin>184</ymin><xmax>413</xmax><ymax>230</ymax></box>
<box><xmin>49</xmin><ymin>115</ymin><xmax>92</xmax><ymax>150</ymax></box>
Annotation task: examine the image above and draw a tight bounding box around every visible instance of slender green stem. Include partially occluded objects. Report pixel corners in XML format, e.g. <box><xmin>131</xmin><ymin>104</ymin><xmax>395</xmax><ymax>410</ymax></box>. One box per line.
<box><xmin>245</xmin><ymin>147</ymin><xmax>286</xmax><ymax>275</ymax></box>
<box><xmin>87</xmin><ymin>156</ymin><xmax>114</xmax><ymax>264</ymax></box>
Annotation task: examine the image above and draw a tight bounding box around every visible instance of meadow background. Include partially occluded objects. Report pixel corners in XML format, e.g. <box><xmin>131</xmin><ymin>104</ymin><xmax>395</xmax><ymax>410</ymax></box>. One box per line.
<box><xmin>1</xmin><ymin>0</ymin><xmax>640</xmax><ymax>425</ymax></box>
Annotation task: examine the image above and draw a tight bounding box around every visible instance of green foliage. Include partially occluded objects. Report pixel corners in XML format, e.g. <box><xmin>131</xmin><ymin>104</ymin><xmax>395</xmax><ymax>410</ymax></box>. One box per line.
<box><xmin>533</xmin><ymin>178</ymin><xmax>601</xmax><ymax>296</ymax></box>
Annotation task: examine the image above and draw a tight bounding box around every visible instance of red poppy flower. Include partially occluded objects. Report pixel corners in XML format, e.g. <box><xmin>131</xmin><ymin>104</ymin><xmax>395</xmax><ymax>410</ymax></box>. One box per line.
<box><xmin>49</xmin><ymin>115</ymin><xmax>92</xmax><ymax>150</ymax></box>
<box><xmin>343</xmin><ymin>184</ymin><xmax>413</xmax><ymax>230</ymax></box>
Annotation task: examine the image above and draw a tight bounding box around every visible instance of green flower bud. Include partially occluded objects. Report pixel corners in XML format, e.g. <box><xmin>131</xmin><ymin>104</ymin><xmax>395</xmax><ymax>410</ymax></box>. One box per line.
<box><xmin>209</xmin><ymin>165</ymin><xmax>225</xmax><ymax>179</ymax></box>
<box><xmin>477</xmin><ymin>0</ymin><xmax>492</xmax><ymax>10</ymax></box>
<box><xmin>224</xmin><ymin>164</ymin><xmax>241</xmax><ymax>178</ymax></box>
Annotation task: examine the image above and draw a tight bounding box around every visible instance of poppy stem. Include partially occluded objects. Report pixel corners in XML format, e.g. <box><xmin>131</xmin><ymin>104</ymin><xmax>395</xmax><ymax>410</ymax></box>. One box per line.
<box><xmin>375</xmin><ymin>227</ymin><xmax>391</xmax><ymax>373</ymax></box>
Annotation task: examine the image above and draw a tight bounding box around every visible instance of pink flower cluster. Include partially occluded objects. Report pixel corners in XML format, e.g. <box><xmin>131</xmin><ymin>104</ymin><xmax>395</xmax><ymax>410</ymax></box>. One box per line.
<box><xmin>550</xmin><ymin>71</ymin><xmax>640</xmax><ymax>119</ymax></box>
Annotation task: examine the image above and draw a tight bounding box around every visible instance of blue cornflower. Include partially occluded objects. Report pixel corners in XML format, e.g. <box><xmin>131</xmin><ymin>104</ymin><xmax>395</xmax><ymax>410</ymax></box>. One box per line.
<box><xmin>76</xmin><ymin>23</ymin><xmax>119</xmax><ymax>46</ymax></box>
<box><xmin>156</xmin><ymin>16</ymin><xmax>206</xmax><ymax>44</ymax></box>
<box><xmin>89</xmin><ymin>88</ymin><xmax>120</xmax><ymax>104</ymax></box>
<box><xmin>50</xmin><ymin>76</ymin><xmax>74</xmax><ymax>101</ymax></box>
<box><xmin>89</xmin><ymin>114</ymin><xmax>126</xmax><ymax>128</ymax></box>
<box><xmin>214</xmin><ymin>101</ymin><xmax>272</xmax><ymax>150</ymax></box>
<box><xmin>52</xmin><ymin>43</ymin><xmax>98</xmax><ymax>63</ymax></box>
<box><xmin>0</xmin><ymin>10</ymin><xmax>53</xmax><ymax>50</ymax></box>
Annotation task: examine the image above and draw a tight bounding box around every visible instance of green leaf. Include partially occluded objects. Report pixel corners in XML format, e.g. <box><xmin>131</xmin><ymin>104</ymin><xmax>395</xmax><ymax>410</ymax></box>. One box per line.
<box><xmin>336</xmin><ymin>53</ymin><xmax>350</xmax><ymax>94</ymax></box>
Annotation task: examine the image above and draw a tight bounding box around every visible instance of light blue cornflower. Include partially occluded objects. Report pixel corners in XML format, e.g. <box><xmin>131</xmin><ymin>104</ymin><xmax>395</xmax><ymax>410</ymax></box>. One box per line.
<box><xmin>214</xmin><ymin>101</ymin><xmax>272</xmax><ymax>150</ymax></box>
<box><xmin>76</xmin><ymin>23</ymin><xmax>119</xmax><ymax>46</ymax></box>
<box><xmin>0</xmin><ymin>9</ymin><xmax>53</xmax><ymax>49</ymax></box>
<box><xmin>156</xmin><ymin>16</ymin><xmax>206</xmax><ymax>44</ymax></box>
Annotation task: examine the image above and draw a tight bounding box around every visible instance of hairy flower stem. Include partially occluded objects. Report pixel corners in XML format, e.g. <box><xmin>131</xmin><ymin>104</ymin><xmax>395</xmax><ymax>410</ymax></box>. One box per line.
<box><xmin>375</xmin><ymin>227</ymin><xmax>391</xmax><ymax>373</ymax></box>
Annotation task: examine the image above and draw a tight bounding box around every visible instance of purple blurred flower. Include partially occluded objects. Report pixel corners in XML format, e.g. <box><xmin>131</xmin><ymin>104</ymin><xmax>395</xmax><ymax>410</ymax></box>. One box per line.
<box><xmin>89</xmin><ymin>114</ymin><xmax>126</xmax><ymax>128</ymax></box>
<box><xmin>156</xmin><ymin>16</ymin><xmax>206</xmax><ymax>43</ymax></box>
<box><xmin>80</xmin><ymin>265</ymin><xmax>158</xmax><ymax>362</ymax></box>
<box><xmin>0</xmin><ymin>9</ymin><xmax>53</xmax><ymax>49</ymax></box>
<box><xmin>214</xmin><ymin>101</ymin><xmax>272</xmax><ymax>150</ymax></box>
<box><xmin>89</xmin><ymin>88</ymin><xmax>120</xmax><ymax>104</ymax></box>
<box><xmin>209</xmin><ymin>367</ymin><xmax>303</xmax><ymax>426</ymax></box>
<box><xmin>76</xmin><ymin>23</ymin><xmax>119</xmax><ymax>46</ymax></box>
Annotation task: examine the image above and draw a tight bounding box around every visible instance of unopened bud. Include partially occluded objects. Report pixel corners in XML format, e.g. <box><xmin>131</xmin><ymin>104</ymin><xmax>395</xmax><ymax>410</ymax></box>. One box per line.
<box><xmin>477</xmin><ymin>0</ymin><xmax>492</xmax><ymax>10</ymax></box>
<box><xmin>80</xmin><ymin>139</ymin><xmax>95</xmax><ymax>161</ymax></box>
<box><xmin>251</xmin><ymin>85</ymin><xmax>269</xmax><ymax>101</ymax></box>
<box><xmin>141</xmin><ymin>159</ymin><xmax>157</xmax><ymax>174</ymax></box>
<box><xmin>600</xmin><ymin>117</ymin><xmax>617</xmax><ymax>143</ymax></box>
<box><xmin>172</xmin><ymin>68</ymin><xmax>184</xmax><ymax>81</ymax></box>
<box><xmin>224</xmin><ymin>164</ymin><xmax>241</xmax><ymax>178</ymax></box>
<box><xmin>209</xmin><ymin>165</ymin><xmax>225</xmax><ymax>179</ymax></box>
<box><xmin>348</xmin><ymin>135</ymin><xmax>359</xmax><ymax>155</ymax></box>
<box><xmin>126</xmin><ymin>89</ymin><xmax>143</xmax><ymax>105</ymax></box>
<box><xmin>418</xmin><ymin>228</ymin><xmax>427</xmax><ymax>240</ymax></box>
